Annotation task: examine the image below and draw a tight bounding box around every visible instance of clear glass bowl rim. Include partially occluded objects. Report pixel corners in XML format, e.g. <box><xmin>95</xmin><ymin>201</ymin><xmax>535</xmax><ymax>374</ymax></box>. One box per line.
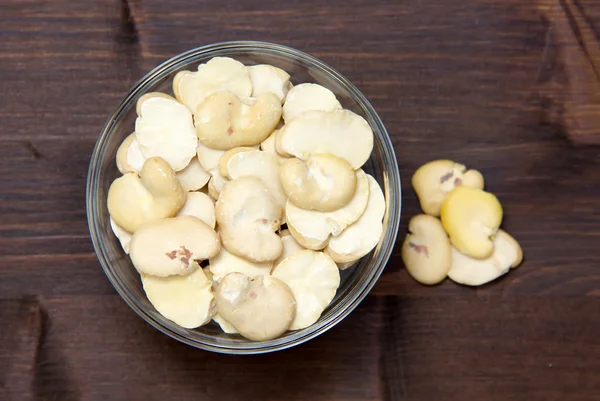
<box><xmin>86</xmin><ymin>40</ymin><xmax>401</xmax><ymax>354</ymax></box>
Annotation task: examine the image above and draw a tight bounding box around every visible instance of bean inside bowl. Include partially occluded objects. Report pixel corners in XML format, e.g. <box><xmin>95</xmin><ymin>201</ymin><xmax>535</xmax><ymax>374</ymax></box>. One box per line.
<box><xmin>86</xmin><ymin>41</ymin><xmax>401</xmax><ymax>354</ymax></box>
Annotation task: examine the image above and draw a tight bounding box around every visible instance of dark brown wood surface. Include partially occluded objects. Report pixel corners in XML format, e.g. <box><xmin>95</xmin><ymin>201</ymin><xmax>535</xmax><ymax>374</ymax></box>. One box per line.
<box><xmin>1</xmin><ymin>0</ymin><xmax>600</xmax><ymax>399</ymax></box>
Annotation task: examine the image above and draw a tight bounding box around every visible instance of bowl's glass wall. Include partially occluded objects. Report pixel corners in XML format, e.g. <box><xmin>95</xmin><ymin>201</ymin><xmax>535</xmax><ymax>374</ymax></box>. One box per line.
<box><xmin>87</xmin><ymin>41</ymin><xmax>401</xmax><ymax>354</ymax></box>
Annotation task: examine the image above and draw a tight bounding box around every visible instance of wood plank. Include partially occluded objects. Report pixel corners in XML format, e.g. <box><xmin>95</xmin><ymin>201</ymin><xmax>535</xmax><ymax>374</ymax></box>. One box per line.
<box><xmin>538</xmin><ymin>0</ymin><xmax>600</xmax><ymax>144</ymax></box>
<box><xmin>128</xmin><ymin>0</ymin><xmax>549</xmax><ymax>147</ymax></box>
<box><xmin>380</xmin><ymin>296</ymin><xmax>600</xmax><ymax>401</ymax></box>
<box><xmin>39</xmin><ymin>295</ymin><xmax>384</xmax><ymax>400</ymax></box>
<box><xmin>0</xmin><ymin>135</ymin><xmax>599</xmax><ymax>299</ymax></box>
<box><xmin>0</xmin><ymin>0</ymin><xmax>142</xmax><ymax>141</ymax></box>
<box><xmin>26</xmin><ymin>295</ymin><xmax>600</xmax><ymax>400</ymax></box>
<box><xmin>0</xmin><ymin>298</ymin><xmax>42</xmax><ymax>401</ymax></box>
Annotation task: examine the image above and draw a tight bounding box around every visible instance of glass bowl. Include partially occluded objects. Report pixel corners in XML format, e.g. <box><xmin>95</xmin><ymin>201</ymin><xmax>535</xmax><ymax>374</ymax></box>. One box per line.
<box><xmin>86</xmin><ymin>41</ymin><xmax>401</xmax><ymax>354</ymax></box>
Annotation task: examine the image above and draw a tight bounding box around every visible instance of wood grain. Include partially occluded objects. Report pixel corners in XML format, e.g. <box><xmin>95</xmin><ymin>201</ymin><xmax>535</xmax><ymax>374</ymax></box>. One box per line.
<box><xmin>539</xmin><ymin>0</ymin><xmax>600</xmax><ymax>144</ymax></box>
<box><xmin>380</xmin><ymin>296</ymin><xmax>600</xmax><ymax>401</ymax></box>
<box><xmin>0</xmin><ymin>0</ymin><xmax>600</xmax><ymax>399</ymax></box>
<box><xmin>0</xmin><ymin>298</ymin><xmax>42</xmax><ymax>401</ymax></box>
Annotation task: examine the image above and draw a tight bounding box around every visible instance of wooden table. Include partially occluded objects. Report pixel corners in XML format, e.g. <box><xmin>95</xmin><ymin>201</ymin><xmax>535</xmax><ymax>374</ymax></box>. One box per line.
<box><xmin>1</xmin><ymin>0</ymin><xmax>600</xmax><ymax>400</ymax></box>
